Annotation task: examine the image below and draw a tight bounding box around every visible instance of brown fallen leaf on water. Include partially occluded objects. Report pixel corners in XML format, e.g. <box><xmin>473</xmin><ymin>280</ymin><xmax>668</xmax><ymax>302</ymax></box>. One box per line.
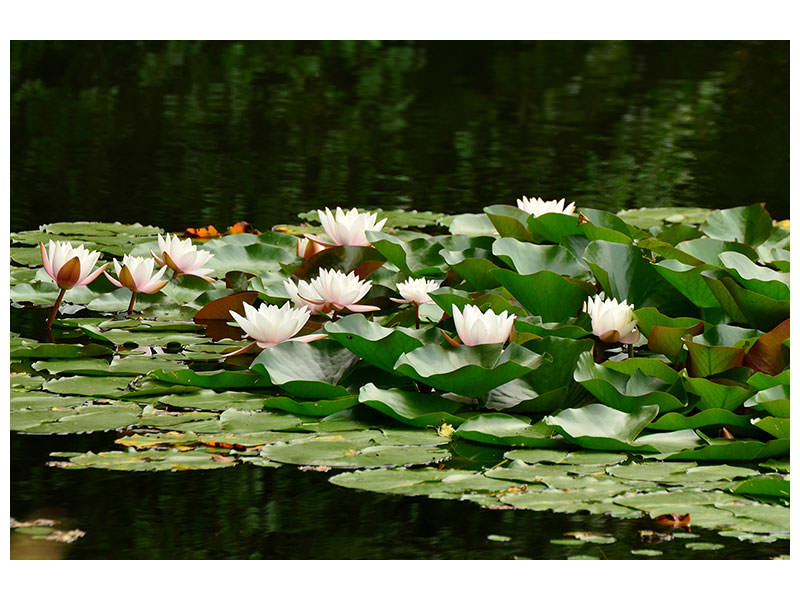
<box><xmin>655</xmin><ymin>513</ymin><xmax>691</xmax><ymax>529</ymax></box>
<box><xmin>185</xmin><ymin>225</ymin><xmax>221</xmax><ymax>239</ymax></box>
<box><xmin>228</xmin><ymin>221</ymin><xmax>260</xmax><ymax>235</ymax></box>
<box><xmin>299</xmin><ymin>465</ymin><xmax>332</xmax><ymax>472</ymax></box>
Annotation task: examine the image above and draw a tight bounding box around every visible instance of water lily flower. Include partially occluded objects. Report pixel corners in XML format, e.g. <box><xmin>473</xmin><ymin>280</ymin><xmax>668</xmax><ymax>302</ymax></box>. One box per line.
<box><xmin>583</xmin><ymin>292</ymin><xmax>640</xmax><ymax>344</ymax></box>
<box><xmin>452</xmin><ymin>304</ymin><xmax>516</xmax><ymax>346</ymax></box>
<box><xmin>516</xmin><ymin>196</ymin><xmax>576</xmax><ymax>218</ymax></box>
<box><xmin>151</xmin><ymin>233</ymin><xmax>214</xmax><ymax>281</ymax></box>
<box><xmin>284</xmin><ymin>268</ymin><xmax>379</xmax><ymax>315</ymax></box>
<box><xmin>104</xmin><ymin>255</ymin><xmax>169</xmax><ymax>314</ymax></box>
<box><xmin>297</xmin><ymin>237</ymin><xmax>325</xmax><ymax>259</ymax></box>
<box><xmin>229</xmin><ymin>302</ymin><xmax>327</xmax><ymax>349</ymax></box>
<box><xmin>305</xmin><ymin>207</ymin><xmax>387</xmax><ymax>247</ymax></box>
<box><xmin>39</xmin><ymin>240</ymin><xmax>108</xmax><ymax>328</ymax></box>
<box><xmin>393</xmin><ymin>277</ymin><xmax>440</xmax><ymax>306</ymax></box>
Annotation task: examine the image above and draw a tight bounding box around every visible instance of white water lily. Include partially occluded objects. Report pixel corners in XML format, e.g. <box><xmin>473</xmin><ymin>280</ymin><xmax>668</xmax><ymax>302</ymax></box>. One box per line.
<box><xmin>284</xmin><ymin>268</ymin><xmax>378</xmax><ymax>315</ymax></box>
<box><xmin>394</xmin><ymin>277</ymin><xmax>440</xmax><ymax>305</ymax></box>
<box><xmin>229</xmin><ymin>302</ymin><xmax>327</xmax><ymax>349</ymax></box>
<box><xmin>583</xmin><ymin>292</ymin><xmax>640</xmax><ymax>344</ymax></box>
<box><xmin>516</xmin><ymin>196</ymin><xmax>576</xmax><ymax>218</ymax></box>
<box><xmin>39</xmin><ymin>240</ymin><xmax>109</xmax><ymax>328</ymax></box>
<box><xmin>307</xmin><ymin>207</ymin><xmax>387</xmax><ymax>247</ymax></box>
<box><xmin>297</xmin><ymin>237</ymin><xmax>325</xmax><ymax>259</ymax></box>
<box><xmin>40</xmin><ymin>240</ymin><xmax>107</xmax><ymax>290</ymax></box>
<box><xmin>106</xmin><ymin>255</ymin><xmax>169</xmax><ymax>294</ymax></box>
<box><xmin>452</xmin><ymin>304</ymin><xmax>516</xmax><ymax>346</ymax></box>
<box><xmin>151</xmin><ymin>233</ymin><xmax>214</xmax><ymax>281</ymax></box>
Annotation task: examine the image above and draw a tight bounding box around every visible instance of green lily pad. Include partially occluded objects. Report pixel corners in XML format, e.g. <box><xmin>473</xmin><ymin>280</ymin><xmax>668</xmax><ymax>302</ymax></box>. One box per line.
<box><xmin>366</xmin><ymin>232</ymin><xmax>448</xmax><ymax>276</ymax></box>
<box><xmin>261</xmin><ymin>429</ymin><xmax>450</xmax><ymax>468</ymax></box>
<box><xmin>700</xmin><ymin>204</ymin><xmax>774</xmax><ymax>247</ymax></box>
<box><xmin>394</xmin><ymin>343</ymin><xmax>544</xmax><ymax>398</ymax></box>
<box><xmin>526</xmin><ymin>212</ymin><xmax>582</xmax><ymax>243</ymax></box>
<box><xmin>32</xmin><ymin>357</ymin><xmax>180</xmax><ymax>376</ymax></box>
<box><xmin>504</xmin><ymin>449</ymin><xmax>627</xmax><ymax>466</ymax></box>
<box><xmin>729</xmin><ymin>477</ymin><xmax>790</xmax><ymax>499</ymax></box>
<box><xmin>664</xmin><ymin>438</ymin><xmax>789</xmax><ymax>461</ymax></box>
<box><xmin>358</xmin><ymin>383</ymin><xmax>466</xmax><ymax>427</ymax></box>
<box><xmin>545</xmin><ymin>404</ymin><xmax>700</xmax><ymax>453</ymax></box>
<box><xmin>483</xmin><ymin>205</ymin><xmax>535</xmax><ymax>241</ymax></box>
<box><xmin>149</xmin><ymin>368</ymin><xmax>270</xmax><ymax>389</ymax></box>
<box><xmin>492</xmin><ymin>238</ymin><xmax>589</xmax><ymax>278</ymax></box>
<box><xmin>454</xmin><ymin>414</ymin><xmax>562</xmax><ymax>447</ymax></box>
<box><xmin>53</xmin><ymin>448</ymin><xmax>237</xmax><ymax>471</ymax></box>
<box><xmin>13</xmin><ymin>402</ymin><xmax>141</xmax><ymax>433</ymax></box>
<box><xmin>744</xmin><ymin>385</ymin><xmax>789</xmax><ymax>417</ymax></box>
<box><xmin>323</xmin><ymin>314</ymin><xmax>428</xmax><ymax>373</ymax></box>
<box><xmin>493</xmin><ymin>269</ymin><xmax>594</xmax><ymax>322</ymax></box>
<box><xmin>647</xmin><ymin>408</ymin><xmax>752</xmax><ymax>431</ymax></box>
<box><xmin>574</xmin><ymin>353</ymin><xmax>686</xmax><ymax>413</ymax></box>
<box><xmin>750</xmin><ymin>416</ymin><xmax>790</xmax><ymax>439</ymax></box>
<box><xmin>262</xmin><ymin>395</ymin><xmax>359</xmax><ymax>417</ymax></box>
<box><xmin>250</xmin><ymin>339</ymin><xmax>360</xmax><ymax>398</ymax></box>
<box><xmin>154</xmin><ymin>390</ymin><xmax>267</xmax><ymax>411</ymax></box>
<box><xmin>617</xmin><ymin>207</ymin><xmax>711</xmax><ymax>229</ymax></box>
<box><xmin>583</xmin><ymin>240</ymin><xmax>661</xmax><ymax>307</ymax></box>
<box><xmin>719</xmin><ymin>252</ymin><xmax>790</xmax><ymax>301</ymax></box>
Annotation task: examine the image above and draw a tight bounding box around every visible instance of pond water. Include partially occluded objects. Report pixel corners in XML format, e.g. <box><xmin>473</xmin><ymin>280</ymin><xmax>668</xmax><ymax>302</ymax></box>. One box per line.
<box><xmin>10</xmin><ymin>41</ymin><xmax>790</xmax><ymax>560</ymax></box>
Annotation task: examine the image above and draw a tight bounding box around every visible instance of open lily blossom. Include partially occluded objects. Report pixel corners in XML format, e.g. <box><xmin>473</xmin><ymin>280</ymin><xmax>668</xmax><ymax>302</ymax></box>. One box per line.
<box><xmin>40</xmin><ymin>240</ymin><xmax>108</xmax><ymax>328</ymax></box>
<box><xmin>516</xmin><ymin>196</ymin><xmax>576</xmax><ymax>218</ymax></box>
<box><xmin>151</xmin><ymin>233</ymin><xmax>214</xmax><ymax>281</ymax></box>
<box><xmin>105</xmin><ymin>255</ymin><xmax>168</xmax><ymax>314</ymax></box>
<box><xmin>229</xmin><ymin>302</ymin><xmax>327</xmax><ymax>349</ymax></box>
<box><xmin>285</xmin><ymin>268</ymin><xmax>378</xmax><ymax>315</ymax></box>
<box><xmin>583</xmin><ymin>292</ymin><xmax>640</xmax><ymax>344</ymax></box>
<box><xmin>452</xmin><ymin>304</ymin><xmax>516</xmax><ymax>346</ymax></box>
<box><xmin>40</xmin><ymin>240</ymin><xmax>107</xmax><ymax>290</ymax></box>
<box><xmin>297</xmin><ymin>237</ymin><xmax>325</xmax><ymax>259</ymax></box>
<box><xmin>393</xmin><ymin>277</ymin><xmax>440</xmax><ymax>305</ymax></box>
<box><xmin>106</xmin><ymin>256</ymin><xmax>169</xmax><ymax>294</ymax></box>
<box><xmin>306</xmin><ymin>207</ymin><xmax>387</xmax><ymax>247</ymax></box>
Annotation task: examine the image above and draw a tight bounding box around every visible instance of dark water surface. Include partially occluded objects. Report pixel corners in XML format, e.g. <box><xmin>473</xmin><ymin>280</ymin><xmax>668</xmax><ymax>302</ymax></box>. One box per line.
<box><xmin>10</xmin><ymin>433</ymin><xmax>788</xmax><ymax>560</ymax></box>
<box><xmin>11</xmin><ymin>40</ymin><xmax>789</xmax><ymax>233</ymax></box>
<box><xmin>9</xmin><ymin>41</ymin><xmax>790</xmax><ymax>560</ymax></box>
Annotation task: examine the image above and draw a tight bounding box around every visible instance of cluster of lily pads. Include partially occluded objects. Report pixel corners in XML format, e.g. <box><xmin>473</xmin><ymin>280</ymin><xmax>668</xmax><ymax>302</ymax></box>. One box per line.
<box><xmin>9</xmin><ymin>198</ymin><xmax>789</xmax><ymax>545</ymax></box>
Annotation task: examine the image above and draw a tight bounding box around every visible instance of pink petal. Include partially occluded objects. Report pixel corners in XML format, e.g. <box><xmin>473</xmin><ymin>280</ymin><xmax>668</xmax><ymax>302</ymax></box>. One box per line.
<box><xmin>292</xmin><ymin>333</ymin><xmax>328</xmax><ymax>343</ymax></box>
<box><xmin>345</xmin><ymin>304</ymin><xmax>380</xmax><ymax>312</ymax></box>
<box><xmin>103</xmin><ymin>271</ymin><xmax>123</xmax><ymax>288</ymax></box>
<box><xmin>76</xmin><ymin>263</ymin><xmax>109</xmax><ymax>286</ymax></box>
<box><xmin>40</xmin><ymin>242</ymin><xmax>55</xmax><ymax>280</ymax></box>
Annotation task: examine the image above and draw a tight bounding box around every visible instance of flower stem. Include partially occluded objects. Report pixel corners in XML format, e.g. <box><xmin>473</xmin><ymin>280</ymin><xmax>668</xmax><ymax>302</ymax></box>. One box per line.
<box><xmin>628</xmin><ymin>344</ymin><xmax>634</xmax><ymax>359</ymax></box>
<box><xmin>415</xmin><ymin>304</ymin><xmax>420</xmax><ymax>329</ymax></box>
<box><xmin>127</xmin><ymin>291</ymin><xmax>137</xmax><ymax>315</ymax></box>
<box><xmin>46</xmin><ymin>288</ymin><xmax>66</xmax><ymax>329</ymax></box>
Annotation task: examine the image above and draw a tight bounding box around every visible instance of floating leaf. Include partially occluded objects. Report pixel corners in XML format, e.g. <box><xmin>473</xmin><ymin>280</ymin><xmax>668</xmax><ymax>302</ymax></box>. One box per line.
<box><xmin>250</xmin><ymin>340</ymin><xmax>360</xmax><ymax>398</ymax></box>
<box><xmin>493</xmin><ymin>269</ymin><xmax>594</xmax><ymax>322</ymax></box>
<box><xmin>454</xmin><ymin>414</ymin><xmax>562</xmax><ymax>447</ymax></box>
<box><xmin>700</xmin><ymin>204</ymin><xmax>774</xmax><ymax>247</ymax></box>
<box><xmin>394</xmin><ymin>343</ymin><xmax>544</xmax><ymax>397</ymax></box>
<box><xmin>358</xmin><ymin>383</ymin><xmax>466</xmax><ymax>427</ymax></box>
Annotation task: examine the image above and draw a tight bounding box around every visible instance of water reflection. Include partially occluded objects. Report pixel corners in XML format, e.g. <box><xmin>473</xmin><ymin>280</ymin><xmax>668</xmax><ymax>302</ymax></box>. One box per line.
<box><xmin>11</xmin><ymin>41</ymin><xmax>789</xmax><ymax>234</ymax></box>
<box><xmin>10</xmin><ymin>433</ymin><xmax>789</xmax><ymax>559</ymax></box>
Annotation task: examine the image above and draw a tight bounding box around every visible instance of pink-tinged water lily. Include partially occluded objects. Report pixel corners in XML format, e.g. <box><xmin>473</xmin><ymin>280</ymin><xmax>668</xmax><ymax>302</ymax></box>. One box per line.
<box><xmin>583</xmin><ymin>292</ymin><xmax>640</xmax><ymax>344</ymax></box>
<box><xmin>105</xmin><ymin>255</ymin><xmax>169</xmax><ymax>314</ymax></box>
<box><xmin>284</xmin><ymin>268</ymin><xmax>379</xmax><ymax>315</ymax></box>
<box><xmin>304</xmin><ymin>207</ymin><xmax>387</xmax><ymax>247</ymax></box>
<box><xmin>40</xmin><ymin>241</ymin><xmax>107</xmax><ymax>290</ymax></box>
<box><xmin>393</xmin><ymin>277</ymin><xmax>441</xmax><ymax>306</ymax></box>
<box><xmin>516</xmin><ymin>196</ymin><xmax>575</xmax><ymax>217</ymax></box>
<box><xmin>297</xmin><ymin>237</ymin><xmax>325</xmax><ymax>259</ymax></box>
<box><xmin>229</xmin><ymin>302</ymin><xmax>327</xmax><ymax>349</ymax></box>
<box><xmin>452</xmin><ymin>304</ymin><xmax>516</xmax><ymax>346</ymax></box>
<box><xmin>151</xmin><ymin>233</ymin><xmax>214</xmax><ymax>281</ymax></box>
<box><xmin>39</xmin><ymin>241</ymin><xmax>108</xmax><ymax>328</ymax></box>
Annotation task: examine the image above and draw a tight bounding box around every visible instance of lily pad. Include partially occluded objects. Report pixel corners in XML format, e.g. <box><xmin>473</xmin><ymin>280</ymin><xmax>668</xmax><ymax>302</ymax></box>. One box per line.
<box><xmin>454</xmin><ymin>414</ymin><xmax>562</xmax><ymax>447</ymax></box>
<box><xmin>250</xmin><ymin>340</ymin><xmax>360</xmax><ymax>399</ymax></box>
<box><xmin>394</xmin><ymin>343</ymin><xmax>544</xmax><ymax>397</ymax></box>
<box><xmin>358</xmin><ymin>383</ymin><xmax>466</xmax><ymax>427</ymax></box>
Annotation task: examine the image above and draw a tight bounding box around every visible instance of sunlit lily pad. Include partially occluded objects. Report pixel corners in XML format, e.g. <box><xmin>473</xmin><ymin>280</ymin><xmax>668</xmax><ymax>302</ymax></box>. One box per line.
<box><xmin>394</xmin><ymin>343</ymin><xmax>543</xmax><ymax>397</ymax></box>
<box><xmin>250</xmin><ymin>340</ymin><xmax>360</xmax><ymax>398</ymax></box>
<box><xmin>358</xmin><ymin>383</ymin><xmax>466</xmax><ymax>427</ymax></box>
<box><xmin>454</xmin><ymin>414</ymin><xmax>562</xmax><ymax>447</ymax></box>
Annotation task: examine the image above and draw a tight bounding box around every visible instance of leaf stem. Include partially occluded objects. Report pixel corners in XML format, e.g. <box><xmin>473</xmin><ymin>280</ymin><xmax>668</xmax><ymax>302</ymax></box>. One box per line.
<box><xmin>127</xmin><ymin>291</ymin><xmax>137</xmax><ymax>315</ymax></box>
<box><xmin>46</xmin><ymin>288</ymin><xmax>66</xmax><ymax>329</ymax></box>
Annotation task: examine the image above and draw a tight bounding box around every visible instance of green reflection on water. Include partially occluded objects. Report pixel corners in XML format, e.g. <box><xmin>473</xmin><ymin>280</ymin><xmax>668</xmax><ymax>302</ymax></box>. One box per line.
<box><xmin>11</xmin><ymin>40</ymin><xmax>788</xmax><ymax>233</ymax></box>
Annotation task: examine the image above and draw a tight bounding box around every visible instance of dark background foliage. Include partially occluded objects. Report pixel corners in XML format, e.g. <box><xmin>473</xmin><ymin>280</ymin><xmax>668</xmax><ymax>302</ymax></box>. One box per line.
<box><xmin>10</xmin><ymin>40</ymin><xmax>789</xmax><ymax>232</ymax></box>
